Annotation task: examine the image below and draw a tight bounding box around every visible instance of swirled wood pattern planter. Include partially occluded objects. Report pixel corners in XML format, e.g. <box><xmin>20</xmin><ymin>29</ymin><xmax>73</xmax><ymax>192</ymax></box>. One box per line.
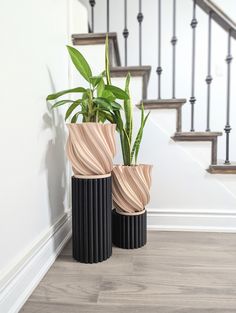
<box><xmin>66</xmin><ymin>123</ymin><xmax>116</xmax><ymax>176</ymax></box>
<box><xmin>112</xmin><ymin>164</ymin><xmax>153</xmax><ymax>214</ymax></box>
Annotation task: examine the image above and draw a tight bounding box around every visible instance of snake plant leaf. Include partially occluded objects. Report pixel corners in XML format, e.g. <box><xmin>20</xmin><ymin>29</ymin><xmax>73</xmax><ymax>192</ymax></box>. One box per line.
<box><xmin>124</xmin><ymin>73</ymin><xmax>133</xmax><ymax>142</ymax></box>
<box><xmin>131</xmin><ymin>104</ymin><xmax>150</xmax><ymax>164</ymax></box>
<box><xmin>65</xmin><ymin>100</ymin><xmax>82</xmax><ymax>121</ymax></box>
<box><xmin>105</xmin><ymin>34</ymin><xmax>111</xmax><ymax>85</ymax></box>
<box><xmin>51</xmin><ymin>100</ymin><xmax>74</xmax><ymax>110</ymax></box>
<box><xmin>67</xmin><ymin>45</ymin><xmax>92</xmax><ymax>82</ymax></box>
<box><xmin>134</xmin><ymin>111</ymin><xmax>150</xmax><ymax>164</ymax></box>
<box><xmin>123</xmin><ymin>129</ymin><xmax>131</xmax><ymax>165</ymax></box>
<box><xmin>46</xmin><ymin>87</ymin><xmax>86</xmax><ymax>100</ymax></box>
<box><xmin>105</xmin><ymin>85</ymin><xmax>129</xmax><ymax>100</ymax></box>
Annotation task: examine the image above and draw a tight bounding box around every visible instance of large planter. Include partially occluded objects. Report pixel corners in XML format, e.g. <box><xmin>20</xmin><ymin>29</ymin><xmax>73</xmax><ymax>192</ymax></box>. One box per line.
<box><xmin>66</xmin><ymin>123</ymin><xmax>116</xmax><ymax>176</ymax></box>
<box><xmin>112</xmin><ymin>164</ymin><xmax>152</xmax><ymax>249</ymax></box>
<box><xmin>72</xmin><ymin>174</ymin><xmax>112</xmax><ymax>263</ymax></box>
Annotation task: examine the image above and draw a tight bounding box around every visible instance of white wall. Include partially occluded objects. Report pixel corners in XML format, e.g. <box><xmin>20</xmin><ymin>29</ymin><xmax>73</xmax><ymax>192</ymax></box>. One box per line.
<box><xmin>0</xmin><ymin>0</ymin><xmax>87</xmax><ymax>312</ymax></box>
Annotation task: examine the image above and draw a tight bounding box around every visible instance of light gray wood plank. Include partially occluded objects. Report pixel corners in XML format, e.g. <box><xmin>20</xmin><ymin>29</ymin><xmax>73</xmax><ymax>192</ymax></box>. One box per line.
<box><xmin>20</xmin><ymin>301</ymin><xmax>236</xmax><ymax>313</ymax></box>
<box><xmin>28</xmin><ymin>272</ymin><xmax>102</xmax><ymax>305</ymax></box>
<box><xmin>20</xmin><ymin>231</ymin><xmax>236</xmax><ymax>312</ymax></box>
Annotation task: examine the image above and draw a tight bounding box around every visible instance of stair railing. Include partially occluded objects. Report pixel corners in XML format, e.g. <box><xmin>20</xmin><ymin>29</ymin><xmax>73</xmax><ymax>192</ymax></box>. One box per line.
<box><xmin>87</xmin><ymin>0</ymin><xmax>236</xmax><ymax>165</ymax></box>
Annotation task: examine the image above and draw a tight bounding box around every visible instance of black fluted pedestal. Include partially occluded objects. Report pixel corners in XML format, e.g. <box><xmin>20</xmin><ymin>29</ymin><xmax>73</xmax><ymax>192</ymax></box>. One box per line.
<box><xmin>72</xmin><ymin>174</ymin><xmax>112</xmax><ymax>263</ymax></box>
<box><xmin>112</xmin><ymin>209</ymin><xmax>147</xmax><ymax>249</ymax></box>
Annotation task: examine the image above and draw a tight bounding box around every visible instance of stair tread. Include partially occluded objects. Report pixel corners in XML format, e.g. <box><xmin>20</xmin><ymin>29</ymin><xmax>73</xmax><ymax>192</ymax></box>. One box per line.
<box><xmin>110</xmin><ymin>66</ymin><xmax>151</xmax><ymax>100</ymax></box>
<box><xmin>208</xmin><ymin>164</ymin><xmax>236</xmax><ymax>174</ymax></box>
<box><xmin>72</xmin><ymin>32</ymin><xmax>117</xmax><ymax>45</ymax></box>
<box><xmin>175</xmin><ymin>131</ymin><xmax>222</xmax><ymax>136</ymax></box>
<box><xmin>110</xmin><ymin>66</ymin><xmax>151</xmax><ymax>81</ymax></box>
<box><xmin>72</xmin><ymin>32</ymin><xmax>121</xmax><ymax>66</ymax></box>
<box><xmin>137</xmin><ymin>98</ymin><xmax>186</xmax><ymax>109</ymax></box>
<box><xmin>172</xmin><ymin>131</ymin><xmax>223</xmax><ymax>141</ymax></box>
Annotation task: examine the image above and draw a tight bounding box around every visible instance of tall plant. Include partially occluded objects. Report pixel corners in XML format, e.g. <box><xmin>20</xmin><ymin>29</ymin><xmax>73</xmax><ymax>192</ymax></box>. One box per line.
<box><xmin>46</xmin><ymin>37</ymin><xmax>129</xmax><ymax>123</ymax></box>
<box><xmin>92</xmin><ymin>38</ymin><xmax>149</xmax><ymax>165</ymax></box>
<box><xmin>107</xmin><ymin>73</ymin><xmax>150</xmax><ymax>166</ymax></box>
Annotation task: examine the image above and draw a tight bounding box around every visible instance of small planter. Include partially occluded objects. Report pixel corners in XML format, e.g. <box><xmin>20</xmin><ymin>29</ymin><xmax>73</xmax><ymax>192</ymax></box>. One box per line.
<box><xmin>112</xmin><ymin>209</ymin><xmax>147</xmax><ymax>249</ymax></box>
<box><xmin>72</xmin><ymin>174</ymin><xmax>112</xmax><ymax>263</ymax></box>
<box><xmin>112</xmin><ymin>164</ymin><xmax>152</xmax><ymax>249</ymax></box>
<box><xmin>67</xmin><ymin>123</ymin><xmax>116</xmax><ymax>176</ymax></box>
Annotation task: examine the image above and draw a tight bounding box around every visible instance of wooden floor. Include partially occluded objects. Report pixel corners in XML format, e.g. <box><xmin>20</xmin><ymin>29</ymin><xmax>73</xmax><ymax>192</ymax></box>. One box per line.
<box><xmin>21</xmin><ymin>231</ymin><xmax>236</xmax><ymax>313</ymax></box>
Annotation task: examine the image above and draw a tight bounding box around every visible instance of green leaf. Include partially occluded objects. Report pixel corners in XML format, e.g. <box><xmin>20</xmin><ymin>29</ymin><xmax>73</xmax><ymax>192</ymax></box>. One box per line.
<box><xmin>123</xmin><ymin>129</ymin><xmax>131</xmax><ymax>165</ymax></box>
<box><xmin>46</xmin><ymin>87</ymin><xmax>86</xmax><ymax>100</ymax></box>
<box><xmin>111</xmin><ymin>101</ymin><xmax>122</xmax><ymax>110</ymax></box>
<box><xmin>90</xmin><ymin>75</ymin><xmax>102</xmax><ymax>87</ymax></box>
<box><xmin>134</xmin><ymin>112</ymin><xmax>150</xmax><ymax>164</ymax></box>
<box><xmin>105</xmin><ymin>34</ymin><xmax>111</xmax><ymax>85</ymax></box>
<box><xmin>101</xmin><ymin>89</ymin><xmax>116</xmax><ymax>102</ymax></box>
<box><xmin>131</xmin><ymin>104</ymin><xmax>150</xmax><ymax>164</ymax></box>
<box><xmin>51</xmin><ymin>100</ymin><xmax>74</xmax><ymax>110</ymax></box>
<box><xmin>67</xmin><ymin>45</ymin><xmax>92</xmax><ymax>82</ymax></box>
<box><xmin>123</xmin><ymin>73</ymin><xmax>133</xmax><ymax>142</ymax></box>
<box><xmin>65</xmin><ymin>100</ymin><xmax>82</xmax><ymax>121</ymax></box>
<box><xmin>93</xmin><ymin>97</ymin><xmax>112</xmax><ymax>110</ymax></box>
<box><xmin>97</xmin><ymin>78</ymin><xmax>105</xmax><ymax>97</ymax></box>
<box><xmin>113</xmin><ymin>110</ymin><xmax>124</xmax><ymax>133</ymax></box>
<box><xmin>98</xmin><ymin>111</ymin><xmax>115</xmax><ymax>123</ymax></box>
<box><xmin>105</xmin><ymin>85</ymin><xmax>129</xmax><ymax>100</ymax></box>
<box><xmin>71</xmin><ymin>112</ymin><xmax>80</xmax><ymax>123</ymax></box>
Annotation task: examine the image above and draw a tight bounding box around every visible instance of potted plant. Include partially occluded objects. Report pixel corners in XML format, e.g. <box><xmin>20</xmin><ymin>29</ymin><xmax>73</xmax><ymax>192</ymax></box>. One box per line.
<box><xmin>47</xmin><ymin>38</ymin><xmax>128</xmax><ymax>176</ymax></box>
<box><xmin>106</xmin><ymin>73</ymin><xmax>152</xmax><ymax>249</ymax></box>
<box><xmin>46</xmin><ymin>37</ymin><xmax>129</xmax><ymax>263</ymax></box>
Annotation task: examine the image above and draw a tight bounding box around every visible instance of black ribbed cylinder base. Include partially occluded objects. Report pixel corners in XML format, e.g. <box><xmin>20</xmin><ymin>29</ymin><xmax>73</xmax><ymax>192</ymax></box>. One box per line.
<box><xmin>72</xmin><ymin>175</ymin><xmax>112</xmax><ymax>263</ymax></box>
<box><xmin>112</xmin><ymin>209</ymin><xmax>147</xmax><ymax>249</ymax></box>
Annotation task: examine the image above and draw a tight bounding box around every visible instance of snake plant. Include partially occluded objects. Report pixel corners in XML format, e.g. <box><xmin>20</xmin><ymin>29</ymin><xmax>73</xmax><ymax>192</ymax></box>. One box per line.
<box><xmin>103</xmin><ymin>68</ymin><xmax>150</xmax><ymax>165</ymax></box>
<box><xmin>111</xmin><ymin>74</ymin><xmax>150</xmax><ymax>165</ymax></box>
<box><xmin>46</xmin><ymin>36</ymin><xmax>129</xmax><ymax>123</ymax></box>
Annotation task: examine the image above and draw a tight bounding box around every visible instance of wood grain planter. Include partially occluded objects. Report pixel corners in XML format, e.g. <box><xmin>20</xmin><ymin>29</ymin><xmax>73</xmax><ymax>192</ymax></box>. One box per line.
<box><xmin>66</xmin><ymin>123</ymin><xmax>116</xmax><ymax>176</ymax></box>
<box><xmin>72</xmin><ymin>174</ymin><xmax>112</xmax><ymax>263</ymax></box>
<box><xmin>112</xmin><ymin>164</ymin><xmax>152</xmax><ymax>249</ymax></box>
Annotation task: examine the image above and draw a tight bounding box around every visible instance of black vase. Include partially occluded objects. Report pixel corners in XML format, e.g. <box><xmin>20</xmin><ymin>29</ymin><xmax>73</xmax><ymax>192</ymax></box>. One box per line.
<box><xmin>72</xmin><ymin>175</ymin><xmax>112</xmax><ymax>263</ymax></box>
<box><xmin>112</xmin><ymin>209</ymin><xmax>147</xmax><ymax>249</ymax></box>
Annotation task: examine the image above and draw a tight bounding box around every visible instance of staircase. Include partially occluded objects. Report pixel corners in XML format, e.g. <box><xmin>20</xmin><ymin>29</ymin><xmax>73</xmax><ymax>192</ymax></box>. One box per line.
<box><xmin>76</xmin><ymin>0</ymin><xmax>236</xmax><ymax>174</ymax></box>
<box><xmin>69</xmin><ymin>0</ymin><xmax>236</xmax><ymax>230</ymax></box>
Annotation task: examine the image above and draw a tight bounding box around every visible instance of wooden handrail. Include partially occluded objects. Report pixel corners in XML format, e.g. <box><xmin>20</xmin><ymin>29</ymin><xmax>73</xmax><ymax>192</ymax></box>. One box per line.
<box><xmin>195</xmin><ymin>0</ymin><xmax>236</xmax><ymax>39</ymax></box>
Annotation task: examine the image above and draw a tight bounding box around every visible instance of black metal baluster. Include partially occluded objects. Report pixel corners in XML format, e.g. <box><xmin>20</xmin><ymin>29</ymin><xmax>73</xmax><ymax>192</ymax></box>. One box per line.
<box><xmin>137</xmin><ymin>0</ymin><xmax>144</xmax><ymax>66</ymax></box>
<box><xmin>123</xmin><ymin>0</ymin><xmax>129</xmax><ymax>66</ymax></box>
<box><xmin>89</xmin><ymin>0</ymin><xmax>96</xmax><ymax>33</ymax></box>
<box><xmin>107</xmin><ymin>0</ymin><xmax>110</xmax><ymax>32</ymax></box>
<box><xmin>189</xmin><ymin>0</ymin><xmax>198</xmax><ymax>132</ymax></box>
<box><xmin>224</xmin><ymin>29</ymin><xmax>233</xmax><ymax>164</ymax></box>
<box><xmin>206</xmin><ymin>11</ymin><xmax>213</xmax><ymax>132</ymax></box>
<box><xmin>157</xmin><ymin>0</ymin><xmax>162</xmax><ymax>99</ymax></box>
<box><xmin>171</xmin><ymin>0</ymin><xmax>177</xmax><ymax>99</ymax></box>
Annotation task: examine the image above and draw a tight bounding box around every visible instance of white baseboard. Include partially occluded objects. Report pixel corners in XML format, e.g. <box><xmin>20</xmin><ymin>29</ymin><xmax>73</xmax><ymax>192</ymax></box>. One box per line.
<box><xmin>147</xmin><ymin>208</ymin><xmax>236</xmax><ymax>232</ymax></box>
<box><xmin>0</xmin><ymin>212</ymin><xmax>72</xmax><ymax>313</ymax></box>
